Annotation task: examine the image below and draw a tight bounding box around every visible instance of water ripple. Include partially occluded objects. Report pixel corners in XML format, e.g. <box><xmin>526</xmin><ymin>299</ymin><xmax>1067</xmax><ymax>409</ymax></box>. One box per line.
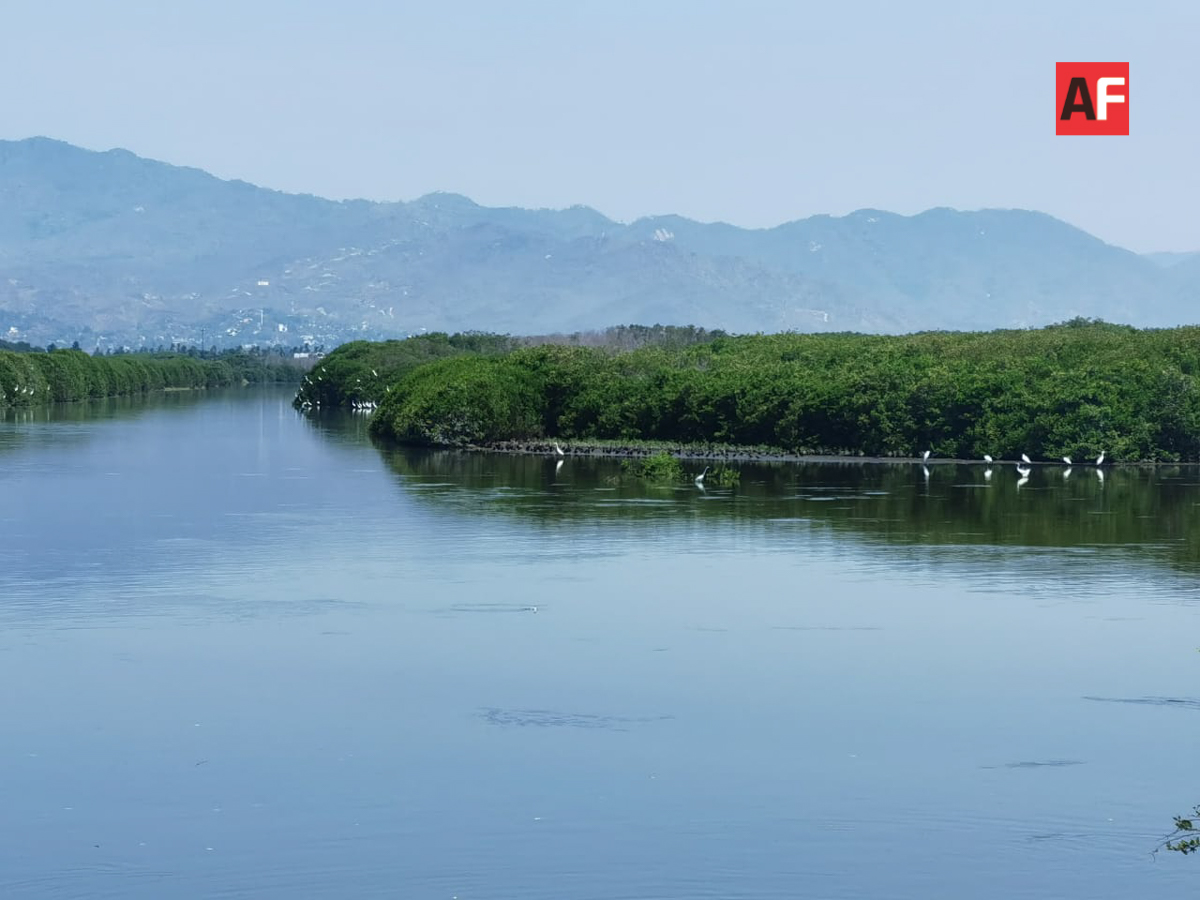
<box><xmin>479</xmin><ymin>707</ymin><xmax>675</xmax><ymax>731</ymax></box>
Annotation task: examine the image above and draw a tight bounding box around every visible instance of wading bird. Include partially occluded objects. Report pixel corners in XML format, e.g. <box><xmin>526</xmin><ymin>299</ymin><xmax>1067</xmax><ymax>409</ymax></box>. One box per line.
<box><xmin>922</xmin><ymin>450</ymin><xmax>931</xmax><ymax>463</ymax></box>
<box><xmin>1095</xmin><ymin>451</ymin><xmax>1105</xmax><ymax>466</ymax></box>
<box><xmin>1021</xmin><ymin>453</ymin><xmax>1032</xmax><ymax>464</ymax></box>
<box><xmin>695</xmin><ymin>466</ymin><xmax>710</xmax><ymax>485</ymax></box>
<box><xmin>1062</xmin><ymin>456</ymin><xmax>1072</xmax><ymax>466</ymax></box>
<box><xmin>983</xmin><ymin>454</ymin><xmax>993</xmax><ymax>463</ymax></box>
<box><xmin>554</xmin><ymin>442</ymin><xmax>565</xmax><ymax>457</ymax></box>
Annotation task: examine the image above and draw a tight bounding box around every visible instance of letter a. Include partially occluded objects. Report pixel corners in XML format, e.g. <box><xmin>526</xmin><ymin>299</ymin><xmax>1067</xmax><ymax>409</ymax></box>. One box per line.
<box><xmin>1060</xmin><ymin>77</ymin><xmax>1096</xmax><ymax>120</ymax></box>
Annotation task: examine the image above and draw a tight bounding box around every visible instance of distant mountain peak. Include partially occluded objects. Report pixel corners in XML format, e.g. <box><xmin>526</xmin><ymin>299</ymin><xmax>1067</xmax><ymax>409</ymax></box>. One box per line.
<box><xmin>412</xmin><ymin>191</ymin><xmax>479</xmax><ymax>209</ymax></box>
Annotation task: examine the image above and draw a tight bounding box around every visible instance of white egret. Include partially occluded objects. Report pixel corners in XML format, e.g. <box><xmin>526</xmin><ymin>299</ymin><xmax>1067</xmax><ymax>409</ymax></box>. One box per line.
<box><xmin>1095</xmin><ymin>451</ymin><xmax>1105</xmax><ymax>465</ymax></box>
<box><xmin>554</xmin><ymin>442</ymin><xmax>565</xmax><ymax>457</ymax></box>
<box><xmin>1062</xmin><ymin>456</ymin><xmax>1072</xmax><ymax>465</ymax></box>
<box><xmin>695</xmin><ymin>466</ymin><xmax>710</xmax><ymax>485</ymax></box>
<box><xmin>922</xmin><ymin>449</ymin><xmax>931</xmax><ymax>463</ymax></box>
<box><xmin>1021</xmin><ymin>453</ymin><xmax>1032</xmax><ymax>464</ymax></box>
<box><xmin>983</xmin><ymin>454</ymin><xmax>993</xmax><ymax>463</ymax></box>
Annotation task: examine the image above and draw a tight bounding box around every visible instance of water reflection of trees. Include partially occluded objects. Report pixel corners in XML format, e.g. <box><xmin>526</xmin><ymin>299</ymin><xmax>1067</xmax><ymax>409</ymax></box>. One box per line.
<box><xmin>0</xmin><ymin>388</ymin><xmax>292</xmax><ymax>456</ymax></box>
<box><xmin>378</xmin><ymin>446</ymin><xmax>1200</xmax><ymax>571</ymax></box>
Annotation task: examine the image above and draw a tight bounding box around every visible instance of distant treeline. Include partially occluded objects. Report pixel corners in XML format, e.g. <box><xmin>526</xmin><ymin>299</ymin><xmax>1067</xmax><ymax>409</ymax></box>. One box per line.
<box><xmin>0</xmin><ymin>339</ymin><xmax>43</xmax><ymax>353</ymax></box>
<box><xmin>293</xmin><ymin>325</ymin><xmax>722</xmax><ymax>409</ymax></box>
<box><xmin>0</xmin><ymin>338</ymin><xmax>325</xmax><ymax>358</ymax></box>
<box><xmin>361</xmin><ymin>320</ymin><xmax>1200</xmax><ymax>462</ymax></box>
<box><xmin>0</xmin><ymin>348</ymin><xmax>303</xmax><ymax>407</ymax></box>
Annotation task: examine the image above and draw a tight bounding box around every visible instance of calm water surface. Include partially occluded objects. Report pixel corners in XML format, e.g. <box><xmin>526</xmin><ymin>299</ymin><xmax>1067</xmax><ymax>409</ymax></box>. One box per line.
<box><xmin>1</xmin><ymin>388</ymin><xmax>1198</xmax><ymax>898</ymax></box>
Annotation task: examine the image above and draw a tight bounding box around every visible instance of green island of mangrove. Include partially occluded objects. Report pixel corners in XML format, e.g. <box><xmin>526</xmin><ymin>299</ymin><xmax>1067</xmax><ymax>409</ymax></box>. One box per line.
<box><xmin>293</xmin><ymin>320</ymin><xmax>1200</xmax><ymax>464</ymax></box>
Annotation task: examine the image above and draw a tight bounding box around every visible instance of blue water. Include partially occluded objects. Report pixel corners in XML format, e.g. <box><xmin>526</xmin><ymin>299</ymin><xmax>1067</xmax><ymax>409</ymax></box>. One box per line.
<box><xmin>1</xmin><ymin>388</ymin><xmax>1197</xmax><ymax>898</ymax></box>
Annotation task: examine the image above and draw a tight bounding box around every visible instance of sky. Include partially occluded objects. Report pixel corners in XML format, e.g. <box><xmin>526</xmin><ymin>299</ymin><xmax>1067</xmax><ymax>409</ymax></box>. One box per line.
<box><xmin>2</xmin><ymin>0</ymin><xmax>1196</xmax><ymax>253</ymax></box>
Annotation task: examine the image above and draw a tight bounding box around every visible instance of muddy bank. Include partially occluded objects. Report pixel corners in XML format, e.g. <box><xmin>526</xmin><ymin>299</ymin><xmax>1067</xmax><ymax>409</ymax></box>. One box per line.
<box><xmin>483</xmin><ymin>439</ymin><xmax>801</xmax><ymax>462</ymax></box>
<box><xmin>476</xmin><ymin>439</ymin><xmax>1043</xmax><ymax>466</ymax></box>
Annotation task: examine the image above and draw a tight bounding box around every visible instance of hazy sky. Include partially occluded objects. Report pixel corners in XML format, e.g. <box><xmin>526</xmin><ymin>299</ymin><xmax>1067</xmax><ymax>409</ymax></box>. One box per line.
<box><xmin>2</xmin><ymin>0</ymin><xmax>1196</xmax><ymax>252</ymax></box>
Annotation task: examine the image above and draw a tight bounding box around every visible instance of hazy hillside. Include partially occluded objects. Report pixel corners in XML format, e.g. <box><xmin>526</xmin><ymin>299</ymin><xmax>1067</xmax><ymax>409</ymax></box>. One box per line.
<box><xmin>1145</xmin><ymin>251</ymin><xmax>1200</xmax><ymax>268</ymax></box>
<box><xmin>0</xmin><ymin>137</ymin><xmax>1195</xmax><ymax>348</ymax></box>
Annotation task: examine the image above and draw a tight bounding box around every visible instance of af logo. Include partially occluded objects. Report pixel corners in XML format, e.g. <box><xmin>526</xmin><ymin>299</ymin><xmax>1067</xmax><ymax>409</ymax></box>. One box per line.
<box><xmin>1056</xmin><ymin>62</ymin><xmax>1129</xmax><ymax>135</ymax></box>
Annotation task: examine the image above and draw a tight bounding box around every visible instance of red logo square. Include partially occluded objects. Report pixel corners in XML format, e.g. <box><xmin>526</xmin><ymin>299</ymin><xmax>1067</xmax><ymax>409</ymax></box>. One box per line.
<box><xmin>1056</xmin><ymin>62</ymin><xmax>1129</xmax><ymax>135</ymax></box>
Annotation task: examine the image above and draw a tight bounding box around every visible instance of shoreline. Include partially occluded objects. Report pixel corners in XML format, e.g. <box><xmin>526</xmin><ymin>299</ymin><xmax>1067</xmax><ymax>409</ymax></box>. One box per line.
<box><xmin>2</xmin><ymin>380</ymin><xmax>298</xmax><ymax>410</ymax></box>
<box><xmin>469</xmin><ymin>439</ymin><xmax>1133</xmax><ymax>466</ymax></box>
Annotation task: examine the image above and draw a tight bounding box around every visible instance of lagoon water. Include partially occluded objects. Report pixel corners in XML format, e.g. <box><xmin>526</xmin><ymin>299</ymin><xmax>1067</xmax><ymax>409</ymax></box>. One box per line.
<box><xmin>1</xmin><ymin>387</ymin><xmax>1198</xmax><ymax>898</ymax></box>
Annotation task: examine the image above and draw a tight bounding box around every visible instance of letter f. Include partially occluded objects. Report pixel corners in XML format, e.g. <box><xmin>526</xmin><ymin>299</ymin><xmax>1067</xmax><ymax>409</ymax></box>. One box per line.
<box><xmin>1096</xmin><ymin>77</ymin><xmax>1125</xmax><ymax>121</ymax></box>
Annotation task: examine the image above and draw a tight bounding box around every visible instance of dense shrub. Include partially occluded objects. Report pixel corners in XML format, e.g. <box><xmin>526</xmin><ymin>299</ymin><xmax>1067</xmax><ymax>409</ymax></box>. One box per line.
<box><xmin>365</xmin><ymin>322</ymin><xmax>1200</xmax><ymax>462</ymax></box>
<box><xmin>372</xmin><ymin>356</ymin><xmax>544</xmax><ymax>446</ymax></box>
<box><xmin>0</xmin><ymin>348</ymin><xmax>298</xmax><ymax>407</ymax></box>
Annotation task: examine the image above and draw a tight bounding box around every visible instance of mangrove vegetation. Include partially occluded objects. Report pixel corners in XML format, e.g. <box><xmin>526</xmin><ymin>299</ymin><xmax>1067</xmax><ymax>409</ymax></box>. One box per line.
<box><xmin>361</xmin><ymin>321</ymin><xmax>1200</xmax><ymax>463</ymax></box>
<box><xmin>292</xmin><ymin>325</ymin><xmax>726</xmax><ymax>410</ymax></box>
<box><xmin>0</xmin><ymin>347</ymin><xmax>303</xmax><ymax>408</ymax></box>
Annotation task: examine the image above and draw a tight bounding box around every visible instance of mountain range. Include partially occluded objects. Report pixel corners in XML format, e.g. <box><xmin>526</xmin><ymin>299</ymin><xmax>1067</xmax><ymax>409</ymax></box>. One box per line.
<box><xmin>1</xmin><ymin>136</ymin><xmax>1196</xmax><ymax>348</ymax></box>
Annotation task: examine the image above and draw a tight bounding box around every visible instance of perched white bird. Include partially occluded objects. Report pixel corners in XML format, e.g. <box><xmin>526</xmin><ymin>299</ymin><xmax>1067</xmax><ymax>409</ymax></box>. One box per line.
<box><xmin>922</xmin><ymin>449</ymin><xmax>931</xmax><ymax>463</ymax></box>
<box><xmin>1021</xmin><ymin>453</ymin><xmax>1032</xmax><ymax>464</ymax></box>
<box><xmin>695</xmin><ymin>466</ymin><xmax>710</xmax><ymax>485</ymax></box>
<box><xmin>1095</xmin><ymin>451</ymin><xmax>1105</xmax><ymax>466</ymax></box>
<box><xmin>1062</xmin><ymin>456</ymin><xmax>1072</xmax><ymax>466</ymax></box>
<box><xmin>983</xmin><ymin>454</ymin><xmax>993</xmax><ymax>463</ymax></box>
<box><xmin>554</xmin><ymin>442</ymin><xmax>565</xmax><ymax>457</ymax></box>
